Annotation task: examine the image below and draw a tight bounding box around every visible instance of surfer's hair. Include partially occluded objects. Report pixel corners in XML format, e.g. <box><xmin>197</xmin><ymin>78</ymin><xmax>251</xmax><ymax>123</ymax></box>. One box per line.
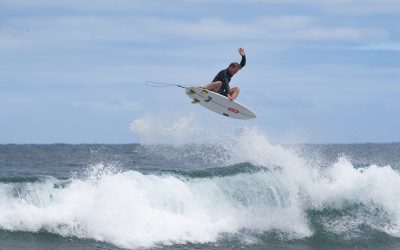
<box><xmin>228</xmin><ymin>62</ymin><xmax>241</xmax><ymax>69</ymax></box>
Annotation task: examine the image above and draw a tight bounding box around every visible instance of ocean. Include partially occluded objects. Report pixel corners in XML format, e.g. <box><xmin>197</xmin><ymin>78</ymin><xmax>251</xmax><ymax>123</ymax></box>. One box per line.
<box><xmin>1</xmin><ymin>128</ymin><xmax>400</xmax><ymax>250</ymax></box>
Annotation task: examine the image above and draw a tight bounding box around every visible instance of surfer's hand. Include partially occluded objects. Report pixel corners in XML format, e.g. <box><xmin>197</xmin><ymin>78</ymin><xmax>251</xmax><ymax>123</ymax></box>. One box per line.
<box><xmin>239</xmin><ymin>48</ymin><xmax>245</xmax><ymax>56</ymax></box>
<box><xmin>228</xmin><ymin>95</ymin><xmax>234</xmax><ymax>101</ymax></box>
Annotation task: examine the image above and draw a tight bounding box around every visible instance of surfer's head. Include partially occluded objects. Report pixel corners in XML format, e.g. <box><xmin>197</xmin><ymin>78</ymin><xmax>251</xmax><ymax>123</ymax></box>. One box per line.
<box><xmin>227</xmin><ymin>62</ymin><xmax>241</xmax><ymax>76</ymax></box>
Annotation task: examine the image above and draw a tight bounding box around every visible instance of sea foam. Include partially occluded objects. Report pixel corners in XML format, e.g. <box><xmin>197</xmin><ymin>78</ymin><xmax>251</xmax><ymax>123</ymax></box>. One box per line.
<box><xmin>0</xmin><ymin>115</ymin><xmax>399</xmax><ymax>248</ymax></box>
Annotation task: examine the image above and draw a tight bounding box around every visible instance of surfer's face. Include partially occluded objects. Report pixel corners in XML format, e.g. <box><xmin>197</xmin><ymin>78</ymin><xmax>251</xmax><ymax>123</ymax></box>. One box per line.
<box><xmin>228</xmin><ymin>66</ymin><xmax>240</xmax><ymax>75</ymax></box>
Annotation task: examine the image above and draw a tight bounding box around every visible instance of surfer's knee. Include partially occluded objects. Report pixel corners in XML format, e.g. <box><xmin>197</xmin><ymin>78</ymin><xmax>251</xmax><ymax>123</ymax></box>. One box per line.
<box><xmin>232</xmin><ymin>87</ymin><xmax>240</xmax><ymax>94</ymax></box>
<box><xmin>206</xmin><ymin>81</ymin><xmax>222</xmax><ymax>92</ymax></box>
<box><xmin>214</xmin><ymin>81</ymin><xmax>222</xmax><ymax>89</ymax></box>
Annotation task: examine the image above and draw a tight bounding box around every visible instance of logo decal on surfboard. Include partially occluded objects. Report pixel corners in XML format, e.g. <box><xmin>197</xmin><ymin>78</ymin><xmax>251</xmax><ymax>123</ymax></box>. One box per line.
<box><xmin>228</xmin><ymin>107</ymin><xmax>239</xmax><ymax>113</ymax></box>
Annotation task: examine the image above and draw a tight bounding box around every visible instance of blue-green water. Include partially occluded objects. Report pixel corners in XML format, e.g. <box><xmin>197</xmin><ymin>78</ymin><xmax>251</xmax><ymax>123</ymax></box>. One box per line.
<box><xmin>1</xmin><ymin>140</ymin><xmax>400</xmax><ymax>250</ymax></box>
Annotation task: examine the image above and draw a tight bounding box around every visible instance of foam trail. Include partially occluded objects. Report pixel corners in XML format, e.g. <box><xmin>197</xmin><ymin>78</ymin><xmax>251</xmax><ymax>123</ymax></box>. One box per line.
<box><xmin>129</xmin><ymin>113</ymin><xmax>243</xmax><ymax>145</ymax></box>
<box><xmin>129</xmin><ymin>114</ymin><xmax>204</xmax><ymax>145</ymax></box>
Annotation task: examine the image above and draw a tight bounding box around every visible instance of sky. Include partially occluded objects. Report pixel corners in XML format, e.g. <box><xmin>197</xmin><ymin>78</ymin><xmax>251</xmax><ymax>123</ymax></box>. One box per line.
<box><xmin>0</xmin><ymin>0</ymin><xmax>399</xmax><ymax>144</ymax></box>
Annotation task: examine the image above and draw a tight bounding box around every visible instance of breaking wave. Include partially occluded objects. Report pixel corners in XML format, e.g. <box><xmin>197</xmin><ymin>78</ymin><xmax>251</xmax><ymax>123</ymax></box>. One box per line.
<box><xmin>0</xmin><ymin>116</ymin><xmax>399</xmax><ymax>249</ymax></box>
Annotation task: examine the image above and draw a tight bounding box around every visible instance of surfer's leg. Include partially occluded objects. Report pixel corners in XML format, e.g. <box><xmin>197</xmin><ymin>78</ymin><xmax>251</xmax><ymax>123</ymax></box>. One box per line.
<box><xmin>228</xmin><ymin>87</ymin><xmax>240</xmax><ymax>101</ymax></box>
<box><xmin>204</xmin><ymin>81</ymin><xmax>222</xmax><ymax>92</ymax></box>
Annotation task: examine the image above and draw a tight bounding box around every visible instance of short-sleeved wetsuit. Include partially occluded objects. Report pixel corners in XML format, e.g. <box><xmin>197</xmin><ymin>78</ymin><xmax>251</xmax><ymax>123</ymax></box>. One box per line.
<box><xmin>212</xmin><ymin>55</ymin><xmax>246</xmax><ymax>96</ymax></box>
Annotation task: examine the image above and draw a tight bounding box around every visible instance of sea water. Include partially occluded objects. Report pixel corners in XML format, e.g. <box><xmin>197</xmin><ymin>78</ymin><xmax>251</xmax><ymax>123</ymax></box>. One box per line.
<box><xmin>1</xmin><ymin>119</ymin><xmax>400</xmax><ymax>250</ymax></box>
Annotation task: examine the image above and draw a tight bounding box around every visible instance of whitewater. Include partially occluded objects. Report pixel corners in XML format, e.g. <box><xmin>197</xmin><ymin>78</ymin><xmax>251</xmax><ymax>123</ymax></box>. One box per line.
<box><xmin>1</xmin><ymin>115</ymin><xmax>400</xmax><ymax>249</ymax></box>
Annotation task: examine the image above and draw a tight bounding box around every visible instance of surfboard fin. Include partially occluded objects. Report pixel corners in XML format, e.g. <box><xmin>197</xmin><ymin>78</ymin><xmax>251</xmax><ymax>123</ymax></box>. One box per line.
<box><xmin>191</xmin><ymin>99</ymin><xmax>200</xmax><ymax>104</ymax></box>
<box><xmin>201</xmin><ymin>89</ymin><xmax>208</xmax><ymax>94</ymax></box>
<box><xmin>187</xmin><ymin>89</ymin><xmax>196</xmax><ymax>95</ymax></box>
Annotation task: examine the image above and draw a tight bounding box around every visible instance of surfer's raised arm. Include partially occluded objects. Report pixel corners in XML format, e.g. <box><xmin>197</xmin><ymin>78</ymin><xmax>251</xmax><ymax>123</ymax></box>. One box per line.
<box><xmin>239</xmin><ymin>48</ymin><xmax>246</xmax><ymax>69</ymax></box>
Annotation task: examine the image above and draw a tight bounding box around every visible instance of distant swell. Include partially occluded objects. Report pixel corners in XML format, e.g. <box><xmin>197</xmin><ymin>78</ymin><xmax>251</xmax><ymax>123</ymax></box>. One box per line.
<box><xmin>1</xmin><ymin>159</ymin><xmax>400</xmax><ymax>249</ymax></box>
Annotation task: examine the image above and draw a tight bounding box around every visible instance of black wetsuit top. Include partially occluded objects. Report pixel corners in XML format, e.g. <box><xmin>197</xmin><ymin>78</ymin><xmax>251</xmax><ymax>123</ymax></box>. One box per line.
<box><xmin>212</xmin><ymin>55</ymin><xmax>246</xmax><ymax>96</ymax></box>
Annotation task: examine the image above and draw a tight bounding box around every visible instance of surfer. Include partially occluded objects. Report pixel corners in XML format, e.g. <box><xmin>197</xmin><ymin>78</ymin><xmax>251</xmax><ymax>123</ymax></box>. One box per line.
<box><xmin>205</xmin><ymin>48</ymin><xmax>246</xmax><ymax>101</ymax></box>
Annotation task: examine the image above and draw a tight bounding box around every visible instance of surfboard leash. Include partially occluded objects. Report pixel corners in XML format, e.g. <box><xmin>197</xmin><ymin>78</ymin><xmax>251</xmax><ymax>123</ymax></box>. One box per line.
<box><xmin>144</xmin><ymin>81</ymin><xmax>187</xmax><ymax>89</ymax></box>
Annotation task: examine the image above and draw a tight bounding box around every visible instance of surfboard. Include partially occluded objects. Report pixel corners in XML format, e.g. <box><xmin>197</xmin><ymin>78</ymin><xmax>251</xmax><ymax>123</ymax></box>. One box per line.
<box><xmin>185</xmin><ymin>86</ymin><xmax>256</xmax><ymax>119</ymax></box>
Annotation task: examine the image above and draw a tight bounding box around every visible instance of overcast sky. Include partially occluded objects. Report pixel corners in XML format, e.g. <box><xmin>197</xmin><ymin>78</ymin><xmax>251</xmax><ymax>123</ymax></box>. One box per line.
<box><xmin>1</xmin><ymin>0</ymin><xmax>399</xmax><ymax>144</ymax></box>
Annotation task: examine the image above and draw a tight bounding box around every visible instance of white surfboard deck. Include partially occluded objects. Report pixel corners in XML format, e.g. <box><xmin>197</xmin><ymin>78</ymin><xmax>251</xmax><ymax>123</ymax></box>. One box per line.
<box><xmin>185</xmin><ymin>86</ymin><xmax>256</xmax><ymax>119</ymax></box>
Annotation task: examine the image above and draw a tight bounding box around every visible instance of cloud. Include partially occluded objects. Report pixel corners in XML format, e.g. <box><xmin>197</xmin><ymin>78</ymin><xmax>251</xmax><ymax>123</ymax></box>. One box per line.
<box><xmin>312</xmin><ymin>0</ymin><xmax>400</xmax><ymax>15</ymax></box>
<box><xmin>128</xmin><ymin>16</ymin><xmax>388</xmax><ymax>42</ymax></box>
<box><xmin>292</xmin><ymin>27</ymin><xmax>388</xmax><ymax>41</ymax></box>
<box><xmin>0</xmin><ymin>0</ymin><xmax>154</xmax><ymax>12</ymax></box>
<box><xmin>3</xmin><ymin>0</ymin><xmax>400</xmax><ymax>19</ymax></box>
<box><xmin>0</xmin><ymin>14</ymin><xmax>389</xmax><ymax>54</ymax></box>
<box><xmin>1</xmin><ymin>0</ymin><xmax>395</xmax><ymax>56</ymax></box>
<box><xmin>355</xmin><ymin>42</ymin><xmax>400</xmax><ymax>52</ymax></box>
<box><xmin>192</xmin><ymin>0</ymin><xmax>400</xmax><ymax>15</ymax></box>
<box><xmin>0</xmin><ymin>92</ymin><xmax>36</xmax><ymax>118</ymax></box>
<box><xmin>129</xmin><ymin>114</ymin><xmax>203</xmax><ymax>144</ymax></box>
